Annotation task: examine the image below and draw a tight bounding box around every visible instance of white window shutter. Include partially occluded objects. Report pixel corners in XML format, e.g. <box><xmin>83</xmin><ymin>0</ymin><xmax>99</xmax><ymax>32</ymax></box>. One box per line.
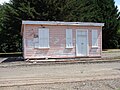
<box><xmin>66</xmin><ymin>29</ymin><xmax>73</xmax><ymax>48</ymax></box>
<box><xmin>92</xmin><ymin>30</ymin><xmax>98</xmax><ymax>47</ymax></box>
<box><xmin>43</xmin><ymin>29</ymin><xmax>49</xmax><ymax>47</ymax></box>
<box><xmin>38</xmin><ymin>28</ymin><xmax>49</xmax><ymax>48</ymax></box>
<box><xmin>46</xmin><ymin>29</ymin><xmax>49</xmax><ymax>47</ymax></box>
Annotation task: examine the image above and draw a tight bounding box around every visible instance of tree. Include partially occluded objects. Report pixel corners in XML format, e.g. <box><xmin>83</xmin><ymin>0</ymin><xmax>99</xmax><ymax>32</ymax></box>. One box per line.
<box><xmin>0</xmin><ymin>0</ymin><xmax>74</xmax><ymax>52</ymax></box>
<box><xmin>0</xmin><ymin>0</ymin><xmax>120</xmax><ymax>52</ymax></box>
<box><xmin>0</xmin><ymin>4</ymin><xmax>10</xmax><ymax>52</ymax></box>
<box><xmin>67</xmin><ymin>0</ymin><xmax>120</xmax><ymax>49</ymax></box>
<box><xmin>96</xmin><ymin>0</ymin><xmax>120</xmax><ymax>49</ymax></box>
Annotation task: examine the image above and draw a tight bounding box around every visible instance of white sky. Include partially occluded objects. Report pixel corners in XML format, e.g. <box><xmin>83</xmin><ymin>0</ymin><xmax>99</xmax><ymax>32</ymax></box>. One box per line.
<box><xmin>115</xmin><ymin>0</ymin><xmax>120</xmax><ymax>12</ymax></box>
<box><xmin>0</xmin><ymin>0</ymin><xmax>120</xmax><ymax>11</ymax></box>
<box><xmin>0</xmin><ymin>0</ymin><xmax>10</xmax><ymax>4</ymax></box>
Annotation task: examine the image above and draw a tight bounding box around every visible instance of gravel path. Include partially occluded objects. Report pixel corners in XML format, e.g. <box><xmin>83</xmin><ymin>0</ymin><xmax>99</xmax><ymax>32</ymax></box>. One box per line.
<box><xmin>0</xmin><ymin>78</ymin><xmax>120</xmax><ymax>90</ymax></box>
<box><xmin>0</xmin><ymin>50</ymin><xmax>120</xmax><ymax>90</ymax></box>
<box><xmin>0</xmin><ymin>62</ymin><xmax>120</xmax><ymax>90</ymax></box>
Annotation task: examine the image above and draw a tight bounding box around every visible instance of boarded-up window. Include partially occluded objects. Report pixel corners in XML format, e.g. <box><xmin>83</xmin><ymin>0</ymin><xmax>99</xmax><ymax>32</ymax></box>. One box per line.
<box><xmin>92</xmin><ymin>30</ymin><xmax>98</xmax><ymax>48</ymax></box>
<box><xmin>34</xmin><ymin>28</ymin><xmax>49</xmax><ymax>48</ymax></box>
<box><xmin>39</xmin><ymin>28</ymin><xmax>49</xmax><ymax>48</ymax></box>
<box><xmin>66</xmin><ymin>29</ymin><xmax>73</xmax><ymax>48</ymax></box>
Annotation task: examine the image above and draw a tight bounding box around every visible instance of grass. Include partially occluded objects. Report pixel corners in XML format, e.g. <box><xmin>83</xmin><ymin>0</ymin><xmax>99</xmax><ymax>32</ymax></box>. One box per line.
<box><xmin>0</xmin><ymin>52</ymin><xmax>22</xmax><ymax>57</ymax></box>
<box><xmin>102</xmin><ymin>49</ymin><xmax>120</xmax><ymax>53</ymax></box>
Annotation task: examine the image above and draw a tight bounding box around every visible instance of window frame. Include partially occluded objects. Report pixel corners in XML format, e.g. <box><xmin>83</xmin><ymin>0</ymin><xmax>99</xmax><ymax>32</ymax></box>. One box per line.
<box><xmin>66</xmin><ymin>29</ymin><xmax>73</xmax><ymax>48</ymax></box>
<box><xmin>34</xmin><ymin>28</ymin><xmax>50</xmax><ymax>49</ymax></box>
<box><xmin>92</xmin><ymin>30</ymin><xmax>98</xmax><ymax>48</ymax></box>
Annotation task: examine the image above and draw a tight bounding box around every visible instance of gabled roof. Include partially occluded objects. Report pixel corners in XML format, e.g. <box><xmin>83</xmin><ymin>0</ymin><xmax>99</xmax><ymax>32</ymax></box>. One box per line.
<box><xmin>22</xmin><ymin>20</ymin><xmax>104</xmax><ymax>26</ymax></box>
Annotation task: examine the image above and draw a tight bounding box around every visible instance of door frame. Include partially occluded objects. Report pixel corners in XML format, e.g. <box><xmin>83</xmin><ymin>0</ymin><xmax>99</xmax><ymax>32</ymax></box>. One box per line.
<box><xmin>76</xmin><ymin>29</ymin><xmax>89</xmax><ymax>56</ymax></box>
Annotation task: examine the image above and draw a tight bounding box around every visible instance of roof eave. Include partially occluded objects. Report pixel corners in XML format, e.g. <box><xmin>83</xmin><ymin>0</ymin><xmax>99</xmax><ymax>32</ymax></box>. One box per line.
<box><xmin>22</xmin><ymin>20</ymin><xmax>104</xmax><ymax>27</ymax></box>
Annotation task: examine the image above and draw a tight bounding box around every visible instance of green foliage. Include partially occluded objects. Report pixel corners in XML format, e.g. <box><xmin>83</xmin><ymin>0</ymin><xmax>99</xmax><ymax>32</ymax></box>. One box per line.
<box><xmin>0</xmin><ymin>0</ymin><xmax>120</xmax><ymax>52</ymax></box>
<box><xmin>117</xmin><ymin>28</ymin><xmax>120</xmax><ymax>48</ymax></box>
<box><xmin>0</xmin><ymin>3</ymin><xmax>22</xmax><ymax>52</ymax></box>
<box><xmin>98</xmin><ymin>0</ymin><xmax>120</xmax><ymax>49</ymax></box>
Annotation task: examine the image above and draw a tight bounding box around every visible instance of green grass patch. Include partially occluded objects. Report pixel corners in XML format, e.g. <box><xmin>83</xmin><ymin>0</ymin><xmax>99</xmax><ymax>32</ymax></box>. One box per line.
<box><xmin>102</xmin><ymin>49</ymin><xmax>120</xmax><ymax>53</ymax></box>
<box><xmin>0</xmin><ymin>52</ymin><xmax>22</xmax><ymax>57</ymax></box>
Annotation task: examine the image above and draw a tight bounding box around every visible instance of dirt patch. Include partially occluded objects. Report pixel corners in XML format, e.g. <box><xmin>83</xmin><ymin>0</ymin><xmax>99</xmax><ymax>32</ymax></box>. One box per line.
<box><xmin>0</xmin><ymin>78</ymin><xmax>120</xmax><ymax>90</ymax></box>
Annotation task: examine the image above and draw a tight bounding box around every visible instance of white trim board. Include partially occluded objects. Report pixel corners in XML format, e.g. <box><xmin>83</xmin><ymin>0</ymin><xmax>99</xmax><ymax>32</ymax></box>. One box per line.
<box><xmin>22</xmin><ymin>20</ymin><xmax>104</xmax><ymax>26</ymax></box>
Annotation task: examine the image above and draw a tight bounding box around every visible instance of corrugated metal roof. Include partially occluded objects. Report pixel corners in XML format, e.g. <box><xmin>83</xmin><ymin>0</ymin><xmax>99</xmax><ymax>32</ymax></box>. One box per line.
<box><xmin>22</xmin><ymin>20</ymin><xmax>104</xmax><ymax>26</ymax></box>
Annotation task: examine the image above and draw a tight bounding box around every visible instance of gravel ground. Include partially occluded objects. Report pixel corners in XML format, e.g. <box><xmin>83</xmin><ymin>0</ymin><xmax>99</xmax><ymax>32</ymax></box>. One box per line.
<box><xmin>0</xmin><ymin>62</ymin><xmax>120</xmax><ymax>90</ymax></box>
<box><xmin>0</xmin><ymin>49</ymin><xmax>120</xmax><ymax>90</ymax></box>
<box><xmin>102</xmin><ymin>49</ymin><xmax>120</xmax><ymax>59</ymax></box>
<box><xmin>1</xmin><ymin>78</ymin><xmax>120</xmax><ymax>90</ymax></box>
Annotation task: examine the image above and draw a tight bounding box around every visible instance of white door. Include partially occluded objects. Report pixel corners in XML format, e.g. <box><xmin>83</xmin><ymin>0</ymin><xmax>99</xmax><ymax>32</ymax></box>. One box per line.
<box><xmin>76</xmin><ymin>29</ymin><xmax>88</xmax><ymax>56</ymax></box>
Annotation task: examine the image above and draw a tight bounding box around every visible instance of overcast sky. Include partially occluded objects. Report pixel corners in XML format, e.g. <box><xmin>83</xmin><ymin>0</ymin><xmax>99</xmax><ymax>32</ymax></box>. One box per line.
<box><xmin>0</xmin><ymin>0</ymin><xmax>120</xmax><ymax>11</ymax></box>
